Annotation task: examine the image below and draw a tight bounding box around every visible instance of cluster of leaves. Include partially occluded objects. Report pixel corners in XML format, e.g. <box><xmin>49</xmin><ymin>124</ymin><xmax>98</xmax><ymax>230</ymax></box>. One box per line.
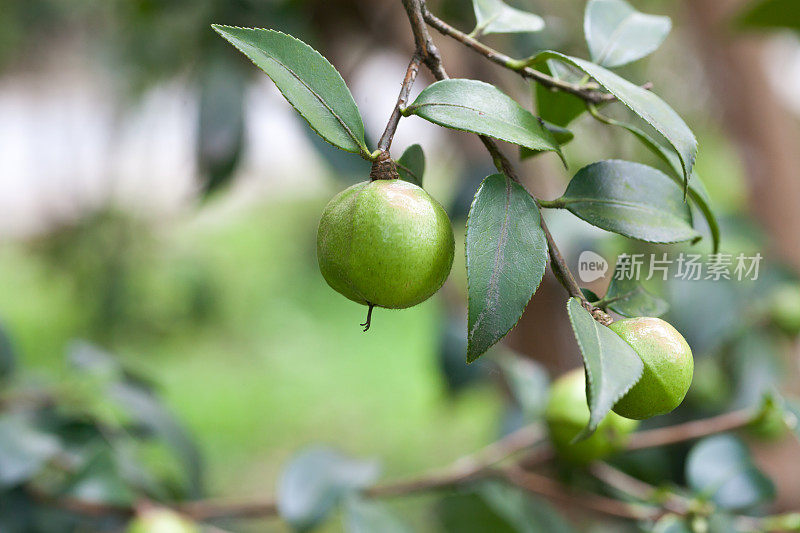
<box><xmin>213</xmin><ymin>0</ymin><xmax>718</xmax><ymax>441</ymax></box>
<box><xmin>0</xmin><ymin>325</ymin><xmax>201</xmax><ymax>532</ymax></box>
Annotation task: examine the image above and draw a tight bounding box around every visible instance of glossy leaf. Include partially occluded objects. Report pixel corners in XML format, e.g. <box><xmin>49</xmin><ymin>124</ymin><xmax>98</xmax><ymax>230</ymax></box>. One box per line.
<box><xmin>584</xmin><ymin>0</ymin><xmax>672</xmax><ymax>68</ymax></box>
<box><xmin>0</xmin><ymin>415</ymin><xmax>61</xmax><ymax>488</ymax></box>
<box><xmin>736</xmin><ymin>0</ymin><xmax>800</xmax><ymax>32</ymax></box>
<box><xmin>555</xmin><ymin>160</ymin><xmax>698</xmax><ymax>243</ymax></box>
<box><xmin>344</xmin><ymin>496</ymin><xmax>409</xmax><ymax>533</ymax></box>
<box><xmin>591</xmin><ymin>113</ymin><xmax>720</xmax><ymax>252</ymax></box>
<box><xmin>566</xmin><ymin>297</ymin><xmax>643</xmax><ymax>439</ymax></box>
<box><xmin>535</xmin><ymin>61</ymin><xmax>587</xmax><ymax>127</ymax></box>
<box><xmin>277</xmin><ymin>446</ymin><xmax>380</xmax><ymax>531</ymax></box>
<box><xmin>535</xmin><ymin>51</ymin><xmax>697</xmax><ymax>184</ymax></box>
<box><xmin>472</xmin><ymin>0</ymin><xmax>545</xmax><ymax>36</ymax></box>
<box><xmin>604</xmin><ymin>269</ymin><xmax>669</xmax><ymax>318</ymax></box>
<box><xmin>213</xmin><ymin>26</ymin><xmax>369</xmax><ymax>156</ymax></box>
<box><xmin>686</xmin><ymin>435</ymin><xmax>775</xmax><ymax>510</ymax></box>
<box><xmin>396</xmin><ymin>144</ymin><xmax>425</xmax><ymax>187</ymax></box>
<box><xmin>405</xmin><ymin>79</ymin><xmax>563</xmax><ymax>162</ymax></box>
<box><xmin>466</xmin><ymin>174</ymin><xmax>548</xmax><ymax>362</ymax></box>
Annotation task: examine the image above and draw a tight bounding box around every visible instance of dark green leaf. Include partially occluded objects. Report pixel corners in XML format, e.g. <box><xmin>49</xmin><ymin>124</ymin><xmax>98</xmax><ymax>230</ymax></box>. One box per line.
<box><xmin>520</xmin><ymin>121</ymin><xmax>574</xmax><ymax>160</ymax></box>
<box><xmin>0</xmin><ymin>325</ymin><xmax>15</xmax><ymax>381</ymax></box>
<box><xmin>63</xmin><ymin>448</ymin><xmax>135</xmax><ymax>505</ymax></box>
<box><xmin>405</xmin><ymin>80</ymin><xmax>563</xmax><ymax>162</ymax></box>
<box><xmin>536</xmin><ymin>51</ymin><xmax>697</xmax><ymax>184</ymax></box>
<box><xmin>535</xmin><ymin>61</ymin><xmax>587</xmax><ymax>127</ymax></box>
<box><xmin>396</xmin><ymin>144</ymin><xmax>425</xmax><ymax>187</ymax></box>
<box><xmin>478</xmin><ymin>482</ymin><xmax>578</xmax><ymax>533</ymax></box>
<box><xmin>466</xmin><ymin>174</ymin><xmax>548</xmax><ymax>362</ymax></box>
<box><xmin>604</xmin><ymin>274</ymin><xmax>670</xmax><ymax>318</ymax></box>
<box><xmin>472</xmin><ymin>0</ymin><xmax>545</xmax><ymax>36</ymax></box>
<box><xmin>736</xmin><ymin>0</ymin><xmax>800</xmax><ymax>32</ymax></box>
<box><xmin>0</xmin><ymin>415</ymin><xmax>61</xmax><ymax>487</ymax></box>
<box><xmin>212</xmin><ymin>26</ymin><xmax>369</xmax><ymax>156</ymax></box>
<box><xmin>496</xmin><ymin>352</ymin><xmax>549</xmax><ymax>420</ymax></box>
<box><xmin>197</xmin><ymin>55</ymin><xmax>246</xmax><ymax>195</ymax></box>
<box><xmin>566</xmin><ymin>297</ymin><xmax>643</xmax><ymax>439</ymax></box>
<box><xmin>343</xmin><ymin>496</ymin><xmax>409</xmax><ymax>533</ymax></box>
<box><xmin>439</xmin><ymin>317</ymin><xmax>488</xmax><ymax>393</ymax></box>
<box><xmin>589</xmin><ymin>111</ymin><xmax>720</xmax><ymax>252</ymax></box>
<box><xmin>686</xmin><ymin>435</ymin><xmax>775</xmax><ymax>510</ymax></box>
<box><xmin>556</xmin><ymin>160</ymin><xmax>698</xmax><ymax>243</ymax></box>
<box><xmin>584</xmin><ymin>0</ymin><xmax>672</xmax><ymax>68</ymax></box>
<box><xmin>435</xmin><ymin>490</ymin><xmax>517</xmax><ymax>532</ymax></box>
<box><xmin>277</xmin><ymin>446</ymin><xmax>380</xmax><ymax>531</ymax></box>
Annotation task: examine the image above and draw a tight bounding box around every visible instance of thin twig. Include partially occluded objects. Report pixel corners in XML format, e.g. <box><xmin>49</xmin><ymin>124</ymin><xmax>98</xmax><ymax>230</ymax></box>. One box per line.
<box><xmin>626</xmin><ymin>409</ymin><xmax>753</xmax><ymax>450</ymax></box>
<box><xmin>377</xmin><ymin>54</ymin><xmax>422</xmax><ymax>152</ymax></box>
<box><xmin>590</xmin><ymin>462</ymin><xmax>691</xmax><ymax>515</ymax></box>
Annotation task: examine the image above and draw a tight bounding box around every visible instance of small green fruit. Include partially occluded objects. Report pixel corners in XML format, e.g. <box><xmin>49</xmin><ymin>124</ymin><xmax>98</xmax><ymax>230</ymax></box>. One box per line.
<box><xmin>769</xmin><ymin>283</ymin><xmax>800</xmax><ymax>336</ymax></box>
<box><xmin>127</xmin><ymin>508</ymin><xmax>198</xmax><ymax>533</ymax></box>
<box><xmin>610</xmin><ymin>317</ymin><xmax>693</xmax><ymax>420</ymax></box>
<box><xmin>317</xmin><ymin>179</ymin><xmax>454</xmax><ymax>309</ymax></box>
<box><xmin>545</xmin><ymin>369</ymin><xmax>638</xmax><ymax>464</ymax></box>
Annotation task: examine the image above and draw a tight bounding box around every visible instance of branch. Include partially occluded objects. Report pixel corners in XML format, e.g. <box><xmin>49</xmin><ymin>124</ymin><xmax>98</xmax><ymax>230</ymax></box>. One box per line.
<box><xmin>421</xmin><ymin>8</ymin><xmax>618</xmax><ymax>104</ymax></box>
<box><xmin>377</xmin><ymin>54</ymin><xmax>422</xmax><ymax>153</ymax></box>
<box><xmin>590</xmin><ymin>462</ymin><xmax>691</xmax><ymax>515</ymax></box>
<box><xmin>626</xmin><ymin>409</ymin><xmax>753</xmax><ymax>450</ymax></box>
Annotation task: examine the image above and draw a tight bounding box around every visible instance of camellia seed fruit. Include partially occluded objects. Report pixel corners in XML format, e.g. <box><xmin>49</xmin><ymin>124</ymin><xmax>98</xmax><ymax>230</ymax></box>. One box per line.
<box><xmin>317</xmin><ymin>179</ymin><xmax>455</xmax><ymax>309</ymax></box>
<box><xmin>545</xmin><ymin>369</ymin><xmax>638</xmax><ymax>464</ymax></box>
<box><xmin>127</xmin><ymin>508</ymin><xmax>198</xmax><ymax>533</ymax></box>
<box><xmin>610</xmin><ymin>317</ymin><xmax>694</xmax><ymax>420</ymax></box>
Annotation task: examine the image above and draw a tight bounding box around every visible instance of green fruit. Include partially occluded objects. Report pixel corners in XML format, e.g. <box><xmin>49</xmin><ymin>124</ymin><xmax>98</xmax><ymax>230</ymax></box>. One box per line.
<box><xmin>610</xmin><ymin>317</ymin><xmax>693</xmax><ymax>420</ymax></box>
<box><xmin>127</xmin><ymin>508</ymin><xmax>198</xmax><ymax>533</ymax></box>
<box><xmin>769</xmin><ymin>283</ymin><xmax>800</xmax><ymax>336</ymax></box>
<box><xmin>545</xmin><ymin>369</ymin><xmax>638</xmax><ymax>464</ymax></box>
<box><xmin>317</xmin><ymin>179</ymin><xmax>454</xmax><ymax>309</ymax></box>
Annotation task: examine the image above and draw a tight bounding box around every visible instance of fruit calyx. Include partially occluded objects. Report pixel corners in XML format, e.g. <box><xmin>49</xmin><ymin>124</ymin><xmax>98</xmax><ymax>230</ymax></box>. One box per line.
<box><xmin>369</xmin><ymin>151</ymin><xmax>400</xmax><ymax>181</ymax></box>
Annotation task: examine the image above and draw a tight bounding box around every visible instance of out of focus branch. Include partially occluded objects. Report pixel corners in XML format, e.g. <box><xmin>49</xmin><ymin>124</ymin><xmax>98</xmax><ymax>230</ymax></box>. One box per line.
<box><xmin>626</xmin><ymin>408</ymin><xmax>753</xmax><ymax>450</ymax></box>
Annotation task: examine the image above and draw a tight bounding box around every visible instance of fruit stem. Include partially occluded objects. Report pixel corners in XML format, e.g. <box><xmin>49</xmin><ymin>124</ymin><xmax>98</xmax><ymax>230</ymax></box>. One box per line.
<box><xmin>361</xmin><ymin>303</ymin><xmax>375</xmax><ymax>331</ymax></box>
<box><xmin>369</xmin><ymin>152</ymin><xmax>400</xmax><ymax>181</ymax></box>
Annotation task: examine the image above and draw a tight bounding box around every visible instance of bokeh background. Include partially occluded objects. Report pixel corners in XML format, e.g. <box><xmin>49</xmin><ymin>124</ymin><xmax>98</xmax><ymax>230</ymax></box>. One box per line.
<box><xmin>2</xmin><ymin>0</ymin><xmax>800</xmax><ymax>531</ymax></box>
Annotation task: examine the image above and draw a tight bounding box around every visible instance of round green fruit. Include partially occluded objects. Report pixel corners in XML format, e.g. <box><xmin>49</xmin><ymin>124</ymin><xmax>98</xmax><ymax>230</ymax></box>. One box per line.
<box><xmin>317</xmin><ymin>179</ymin><xmax>455</xmax><ymax>309</ymax></box>
<box><xmin>127</xmin><ymin>508</ymin><xmax>198</xmax><ymax>533</ymax></box>
<box><xmin>545</xmin><ymin>369</ymin><xmax>638</xmax><ymax>464</ymax></box>
<box><xmin>769</xmin><ymin>283</ymin><xmax>800</xmax><ymax>336</ymax></box>
<box><xmin>610</xmin><ymin>317</ymin><xmax>694</xmax><ymax>420</ymax></box>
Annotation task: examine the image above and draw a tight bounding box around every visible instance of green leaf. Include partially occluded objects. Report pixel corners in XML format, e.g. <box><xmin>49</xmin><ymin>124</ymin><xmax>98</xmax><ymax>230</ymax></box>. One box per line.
<box><xmin>686</xmin><ymin>435</ymin><xmax>776</xmax><ymax>510</ymax></box>
<box><xmin>520</xmin><ymin>121</ymin><xmax>574</xmax><ymax>160</ymax></box>
<box><xmin>555</xmin><ymin>160</ymin><xmax>699</xmax><ymax>243</ymax></box>
<box><xmin>63</xmin><ymin>447</ymin><xmax>135</xmax><ymax>505</ymax></box>
<box><xmin>396</xmin><ymin>144</ymin><xmax>425</xmax><ymax>187</ymax></box>
<box><xmin>584</xmin><ymin>0</ymin><xmax>672</xmax><ymax>68</ymax></box>
<box><xmin>212</xmin><ymin>25</ymin><xmax>369</xmax><ymax>157</ymax></box>
<box><xmin>536</xmin><ymin>51</ymin><xmax>697</xmax><ymax>185</ymax></box>
<box><xmin>736</xmin><ymin>0</ymin><xmax>800</xmax><ymax>32</ymax></box>
<box><xmin>496</xmin><ymin>352</ymin><xmax>550</xmax><ymax>420</ymax></box>
<box><xmin>472</xmin><ymin>0</ymin><xmax>545</xmax><ymax>36</ymax></box>
<box><xmin>588</xmin><ymin>109</ymin><xmax>720</xmax><ymax>252</ymax></box>
<box><xmin>343</xmin><ymin>496</ymin><xmax>409</xmax><ymax>533</ymax></box>
<box><xmin>566</xmin><ymin>298</ymin><xmax>643</xmax><ymax>440</ymax></box>
<box><xmin>0</xmin><ymin>324</ymin><xmax>15</xmax><ymax>381</ymax></box>
<box><xmin>0</xmin><ymin>415</ymin><xmax>61</xmax><ymax>488</ymax></box>
<box><xmin>535</xmin><ymin>61</ymin><xmax>587</xmax><ymax>127</ymax></box>
<box><xmin>278</xmin><ymin>446</ymin><xmax>380</xmax><ymax>531</ymax></box>
<box><xmin>477</xmin><ymin>482</ymin><xmax>578</xmax><ymax>533</ymax></box>
<box><xmin>603</xmin><ymin>267</ymin><xmax>670</xmax><ymax>318</ymax></box>
<box><xmin>466</xmin><ymin>174</ymin><xmax>548</xmax><ymax>362</ymax></box>
<box><xmin>405</xmin><ymin>79</ymin><xmax>563</xmax><ymax>162</ymax></box>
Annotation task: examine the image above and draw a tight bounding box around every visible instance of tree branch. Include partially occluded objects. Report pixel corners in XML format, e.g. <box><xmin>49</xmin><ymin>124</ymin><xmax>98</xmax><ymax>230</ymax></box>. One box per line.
<box><xmin>377</xmin><ymin>54</ymin><xmax>422</xmax><ymax>153</ymax></box>
<box><xmin>626</xmin><ymin>409</ymin><xmax>753</xmax><ymax>450</ymax></box>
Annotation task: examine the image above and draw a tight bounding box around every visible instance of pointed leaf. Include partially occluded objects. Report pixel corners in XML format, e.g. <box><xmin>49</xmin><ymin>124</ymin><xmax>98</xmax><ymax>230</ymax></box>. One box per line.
<box><xmin>556</xmin><ymin>160</ymin><xmax>699</xmax><ymax>243</ymax></box>
<box><xmin>396</xmin><ymin>144</ymin><xmax>425</xmax><ymax>187</ymax></box>
<box><xmin>213</xmin><ymin>25</ymin><xmax>368</xmax><ymax>156</ymax></box>
<box><xmin>473</xmin><ymin>0</ymin><xmax>545</xmax><ymax>36</ymax></box>
<box><xmin>520</xmin><ymin>121</ymin><xmax>573</xmax><ymax>160</ymax></box>
<box><xmin>566</xmin><ymin>298</ymin><xmax>643</xmax><ymax>439</ymax></box>
<box><xmin>535</xmin><ymin>61</ymin><xmax>587</xmax><ymax>127</ymax></box>
<box><xmin>467</xmin><ymin>174</ymin><xmax>548</xmax><ymax>362</ymax></box>
<box><xmin>591</xmin><ymin>113</ymin><xmax>720</xmax><ymax>251</ymax></box>
<box><xmin>405</xmin><ymin>79</ymin><xmax>563</xmax><ymax>162</ymax></box>
<box><xmin>686</xmin><ymin>435</ymin><xmax>775</xmax><ymax>510</ymax></box>
<box><xmin>584</xmin><ymin>0</ymin><xmax>672</xmax><ymax>68</ymax></box>
<box><xmin>535</xmin><ymin>51</ymin><xmax>697</xmax><ymax>184</ymax></box>
<box><xmin>278</xmin><ymin>446</ymin><xmax>380</xmax><ymax>531</ymax></box>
